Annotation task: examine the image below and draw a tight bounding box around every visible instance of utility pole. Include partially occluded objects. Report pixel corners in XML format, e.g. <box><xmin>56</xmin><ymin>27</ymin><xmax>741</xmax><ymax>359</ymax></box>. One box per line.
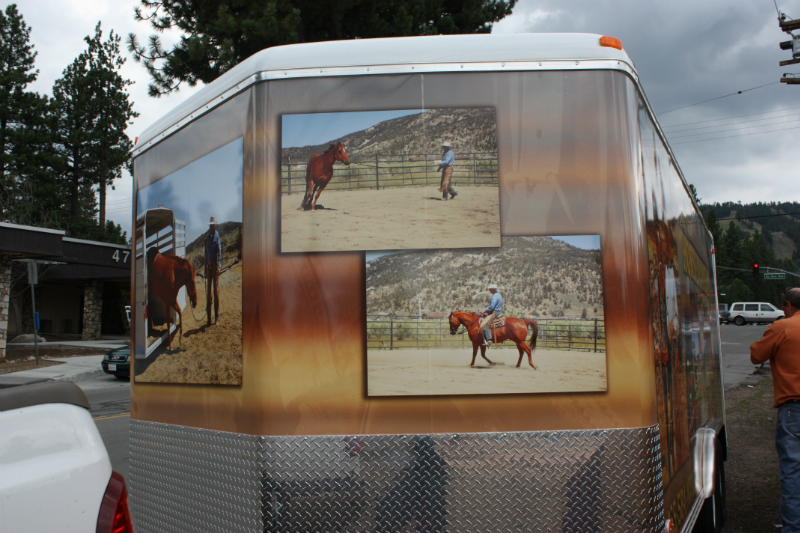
<box><xmin>27</xmin><ymin>262</ymin><xmax>39</xmax><ymax>364</ymax></box>
<box><xmin>777</xmin><ymin>8</ymin><xmax>800</xmax><ymax>83</ymax></box>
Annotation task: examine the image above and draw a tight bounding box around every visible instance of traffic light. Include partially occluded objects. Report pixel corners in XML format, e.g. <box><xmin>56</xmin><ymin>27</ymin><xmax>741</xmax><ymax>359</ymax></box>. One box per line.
<box><xmin>753</xmin><ymin>263</ymin><xmax>760</xmax><ymax>276</ymax></box>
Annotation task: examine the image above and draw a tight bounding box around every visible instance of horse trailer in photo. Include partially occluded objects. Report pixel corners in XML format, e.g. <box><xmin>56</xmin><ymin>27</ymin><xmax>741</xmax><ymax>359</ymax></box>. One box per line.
<box><xmin>134</xmin><ymin>208</ymin><xmax>187</xmax><ymax>357</ymax></box>
<box><xmin>129</xmin><ymin>34</ymin><xmax>725</xmax><ymax>533</ymax></box>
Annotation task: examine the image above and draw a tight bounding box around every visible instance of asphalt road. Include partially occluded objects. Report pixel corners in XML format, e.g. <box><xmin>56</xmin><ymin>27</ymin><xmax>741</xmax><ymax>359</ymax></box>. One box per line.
<box><xmin>719</xmin><ymin>322</ymin><xmax>771</xmax><ymax>389</ymax></box>
<box><xmin>78</xmin><ymin>374</ymin><xmax>131</xmax><ymax>480</ymax></box>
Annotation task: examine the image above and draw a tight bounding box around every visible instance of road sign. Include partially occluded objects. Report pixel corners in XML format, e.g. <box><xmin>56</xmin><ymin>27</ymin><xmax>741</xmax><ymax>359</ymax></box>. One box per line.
<box><xmin>764</xmin><ymin>273</ymin><xmax>786</xmax><ymax>280</ymax></box>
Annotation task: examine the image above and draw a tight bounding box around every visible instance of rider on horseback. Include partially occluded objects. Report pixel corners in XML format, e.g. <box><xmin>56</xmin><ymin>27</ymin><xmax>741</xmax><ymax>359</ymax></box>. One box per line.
<box><xmin>480</xmin><ymin>283</ymin><xmax>502</xmax><ymax>345</ymax></box>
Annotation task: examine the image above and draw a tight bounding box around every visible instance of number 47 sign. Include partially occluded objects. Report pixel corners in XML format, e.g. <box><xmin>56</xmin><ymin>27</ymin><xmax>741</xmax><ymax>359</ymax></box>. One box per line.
<box><xmin>112</xmin><ymin>250</ymin><xmax>131</xmax><ymax>263</ymax></box>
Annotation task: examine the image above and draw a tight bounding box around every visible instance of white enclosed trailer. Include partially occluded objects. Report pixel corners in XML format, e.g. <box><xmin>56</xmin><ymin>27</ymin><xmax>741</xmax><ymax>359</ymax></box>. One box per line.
<box><xmin>129</xmin><ymin>34</ymin><xmax>725</xmax><ymax>533</ymax></box>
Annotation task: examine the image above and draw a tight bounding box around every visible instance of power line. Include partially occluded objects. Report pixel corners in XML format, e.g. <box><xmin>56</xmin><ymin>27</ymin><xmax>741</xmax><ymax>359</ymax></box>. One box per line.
<box><xmin>671</xmin><ymin>123</ymin><xmax>800</xmax><ymax>144</ymax></box>
<box><xmin>716</xmin><ymin>211</ymin><xmax>800</xmax><ymax>221</ymax></box>
<box><xmin>662</xmin><ymin>105</ymin><xmax>800</xmax><ymax>128</ymax></box>
<box><xmin>664</xmin><ymin>112</ymin><xmax>800</xmax><ymax>134</ymax></box>
<box><xmin>667</xmin><ymin>117</ymin><xmax>800</xmax><ymax>139</ymax></box>
<box><xmin>657</xmin><ymin>82</ymin><xmax>780</xmax><ymax>115</ymax></box>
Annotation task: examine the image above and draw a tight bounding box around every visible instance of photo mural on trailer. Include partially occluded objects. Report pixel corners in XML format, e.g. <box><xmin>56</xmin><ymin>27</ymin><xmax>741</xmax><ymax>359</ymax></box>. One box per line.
<box><xmin>280</xmin><ymin>107</ymin><xmax>501</xmax><ymax>253</ymax></box>
<box><xmin>365</xmin><ymin>236</ymin><xmax>607</xmax><ymax>396</ymax></box>
<box><xmin>134</xmin><ymin>138</ymin><xmax>243</xmax><ymax>385</ymax></box>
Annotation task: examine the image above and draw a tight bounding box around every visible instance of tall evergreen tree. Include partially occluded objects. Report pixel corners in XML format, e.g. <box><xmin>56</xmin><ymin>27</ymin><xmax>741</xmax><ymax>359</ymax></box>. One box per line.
<box><xmin>83</xmin><ymin>23</ymin><xmax>137</xmax><ymax>235</ymax></box>
<box><xmin>0</xmin><ymin>4</ymin><xmax>38</xmax><ymax>219</ymax></box>
<box><xmin>51</xmin><ymin>23</ymin><xmax>137</xmax><ymax>239</ymax></box>
<box><xmin>51</xmin><ymin>43</ymin><xmax>98</xmax><ymax>237</ymax></box>
<box><xmin>128</xmin><ymin>0</ymin><xmax>517</xmax><ymax>96</ymax></box>
<box><xmin>720</xmin><ymin>221</ymin><xmax>743</xmax><ymax>267</ymax></box>
<box><xmin>705</xmin><ymin>210</ymin><xmax>723</xmax><ymax>251</ymax></box>
<box><xmin>8</xmin><ymin>92</ymin><xmax>65</xmax><ymax>227</ymax></box>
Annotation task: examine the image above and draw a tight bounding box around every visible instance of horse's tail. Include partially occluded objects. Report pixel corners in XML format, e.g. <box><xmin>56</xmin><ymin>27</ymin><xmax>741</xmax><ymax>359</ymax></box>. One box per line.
<box><xmin>524</xmin><ymin>319</ymin><xmax>538</xmax><ymax>349</ymax></box>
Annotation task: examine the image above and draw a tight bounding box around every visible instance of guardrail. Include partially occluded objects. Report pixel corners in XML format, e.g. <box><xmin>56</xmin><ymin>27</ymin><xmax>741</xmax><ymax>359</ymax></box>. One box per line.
<box><xmin>367</xmin><ymin>315</ymin><xmax>606</xmax><ymax>352</ymax></box>
<box><xmin>281</xmin><ymin>152</ymin><xmax>498</xmax><ymax>194</ymax></box>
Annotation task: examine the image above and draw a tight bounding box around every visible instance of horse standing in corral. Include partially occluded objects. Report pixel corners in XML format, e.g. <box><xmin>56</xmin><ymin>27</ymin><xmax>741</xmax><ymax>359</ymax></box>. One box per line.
<box><xmin>448</xmin><ymin>311</ymin><xmax>539</xmax><ymax>369</ymax></box>
<box><xmin>301</xmin><ymin>142</ymin><xmax>350</xmax><ymax>211</ymax></box>
<box><xmin>147</xmin><ymin>249</ymin><xmax>198</xmax><ymax>350</ymax></box>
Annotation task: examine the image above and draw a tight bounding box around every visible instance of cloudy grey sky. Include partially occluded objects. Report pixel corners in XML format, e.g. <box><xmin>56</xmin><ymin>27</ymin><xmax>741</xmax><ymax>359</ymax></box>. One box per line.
<box><xmin>17</xmin><ymin>0</ymin><xmax>800</xmax><ymax>237</ymax></box>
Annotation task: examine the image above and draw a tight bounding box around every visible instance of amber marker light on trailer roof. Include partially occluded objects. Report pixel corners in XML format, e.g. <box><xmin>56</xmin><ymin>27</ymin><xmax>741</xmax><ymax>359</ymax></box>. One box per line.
<box><xmin>600</xmin><ymin>36</ymin><xmax>623</xmax><ymax>50</ymax></box>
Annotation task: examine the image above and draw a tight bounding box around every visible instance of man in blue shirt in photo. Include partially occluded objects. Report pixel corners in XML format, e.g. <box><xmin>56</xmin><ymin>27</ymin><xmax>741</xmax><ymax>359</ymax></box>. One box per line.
<box><xmin>436</xmin><ymin>142</ymin><xmax>458</xmax><ymax>201</ymax></box>
<box><xmin>480</xmin><ymin>283</ymin><xmax>502</xmax><ymax>345</ymax></box>
<box><xmin>205</xmin><ymin>216</ymin><xmax>222</xmax><ymax>327</ymax></box>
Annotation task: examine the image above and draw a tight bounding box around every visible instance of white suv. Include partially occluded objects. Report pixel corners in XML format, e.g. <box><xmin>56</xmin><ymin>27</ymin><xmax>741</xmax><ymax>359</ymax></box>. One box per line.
<box><xmin>728</xmin><ymin>302</ymin><xmax>785</xmax><ymax>325</ymax></box>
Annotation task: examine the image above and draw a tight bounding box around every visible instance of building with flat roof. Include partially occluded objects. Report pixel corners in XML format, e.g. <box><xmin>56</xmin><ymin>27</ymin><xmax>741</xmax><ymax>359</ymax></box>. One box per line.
<box><xmin>0</xmin><ymin>222</ymin><xmax>130</xmax><ymax>359</ymax></box>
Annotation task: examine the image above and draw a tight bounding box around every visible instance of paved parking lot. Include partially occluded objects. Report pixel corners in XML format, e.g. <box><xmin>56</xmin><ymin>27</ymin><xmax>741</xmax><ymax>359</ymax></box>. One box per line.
<box><xmin>719</xmin><ymin>322</ymin><xmax>770</xmax><ymax>389</ymax></box>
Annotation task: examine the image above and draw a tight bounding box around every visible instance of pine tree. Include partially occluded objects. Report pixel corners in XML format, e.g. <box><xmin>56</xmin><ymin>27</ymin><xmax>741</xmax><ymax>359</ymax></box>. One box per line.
<box><xmin>127</xmin><ymin>0</ymin><xmax>517</xmax><ymax>96</ymax></box>
<box><xmin>0</xmin><ymin>4</ymin><xmax>38</xmax><ymax>219</ymax></box>
<box><xmin>9</xmin><ymin>93</ymin><xmax>65</xmax><ymax>227</ymax></box>
<box><xmin>51</xmin><ymin>23</ymin><xmax>137</xmax><ymax>239</ymax></box>
<box><xmin>52</xmin><ymin>44</ymin><xmax>98</xmax><ymax>237</ymax></box>
<box><xmin>83</xmin><ymin>23</ymin><xmax>138</xmax><ymax>235</ymax></box>
<box><xmin>705</xmin><ymin>210</ymin><xmax>723</xmax><ymax>251</ymax></box>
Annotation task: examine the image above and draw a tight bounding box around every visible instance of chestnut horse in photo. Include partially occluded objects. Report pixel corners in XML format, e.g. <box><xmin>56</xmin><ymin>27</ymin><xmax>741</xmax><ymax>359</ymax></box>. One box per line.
<box><xmin>301</xmin><ymin>142</ymin><xmax>350</xmax><ymax>211</ymax></box>
<box><xmin>448</xmin><ymin>311</ymin><xmax>539</xmax><ymax>369</ymax></box>
<box><xmin>147</xmin><ymin>249</ymin><xmax>198</xmax><ymax>350</ymax></box>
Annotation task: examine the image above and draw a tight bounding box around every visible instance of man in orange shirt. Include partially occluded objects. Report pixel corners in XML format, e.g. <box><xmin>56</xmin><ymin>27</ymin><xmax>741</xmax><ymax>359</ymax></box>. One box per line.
<box><xmin>751</xmin><ymin>287</ymin><xmax>800</xmax><ymax>532</ymax></box>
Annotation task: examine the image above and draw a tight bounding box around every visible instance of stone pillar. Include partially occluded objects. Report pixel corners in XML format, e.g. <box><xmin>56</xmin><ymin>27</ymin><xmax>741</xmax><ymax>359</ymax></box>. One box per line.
<box><xmin>0</xmin><ymin>255</ymin><xmax>11</xmax><ymax>361</ymax></box>
<box><xmin>82</xmin><ymin>280</ymin><xmax>104</xmax><ymax>341</ymax></box>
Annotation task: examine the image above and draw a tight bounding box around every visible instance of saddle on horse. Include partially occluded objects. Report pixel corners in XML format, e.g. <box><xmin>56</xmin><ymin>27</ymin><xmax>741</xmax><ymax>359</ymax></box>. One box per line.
<box><xmin>491</xmin><ymin>314</ymin><xmax>506</xmax><ymax>328</ymax></box>
<box><xmin>478</xmin><ymin>313</ymin><xmax>506</xmax><ymax>343</ymax></box>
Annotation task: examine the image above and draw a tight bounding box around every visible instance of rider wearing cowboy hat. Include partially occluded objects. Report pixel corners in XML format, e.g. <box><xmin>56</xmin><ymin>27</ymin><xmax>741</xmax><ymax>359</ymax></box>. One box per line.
<box><xmin>205</xmin><ymin>216</ymin><xmax>222</xmax><ymax>327</ymax></box>
<box><xmin>436</xmin><ymin>142</ymin><xmax>458</xmax><ymax>201</ymax></box>
<box><xmin>480</xmin><ymin>283</ymin><xmax>502</xmax><ymax>345</ymax></box>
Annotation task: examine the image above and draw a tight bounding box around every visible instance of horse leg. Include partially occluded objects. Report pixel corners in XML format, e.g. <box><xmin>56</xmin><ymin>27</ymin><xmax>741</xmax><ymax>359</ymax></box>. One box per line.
<box><xmin>301</xmin><ymin>180</ymin><xmax>314</xmax><ymax>207</ymax></box>
<box><xmin>516</xmin><ymin>343</ymin><xmax>524</xmax><ymax>368</ymax></box>
<box><xmin>175</xmin><ymin>304</ymin><xmax>182</xmax><ymax>347</ymax></box>
<box><xmin>310</xmin><ymin>184</ymin><xmax>320</xmax><ymax>210</ymax></box>
<box><xmin>524</xmin><ymin>341</ymin><xmax>537</xmax><ymax>370</ymax></box>
<box><xmin>470</xmin><ymin>343</ymin><xmax>478</xmax><ymax>367</ymax></box>
<box><xmin>166</xmin><ymin>313</ymin><xmax>172</xmax><ymax>351</ymax></box>
<box><xmin>480</xmin><ymin>344</ymin><xmax>494</xmax><ymax>366</ymax></box>
<box><xmin>311</xmin><ymin>183</ymin><xmax>326</xmax><ymax>211</ymax></box>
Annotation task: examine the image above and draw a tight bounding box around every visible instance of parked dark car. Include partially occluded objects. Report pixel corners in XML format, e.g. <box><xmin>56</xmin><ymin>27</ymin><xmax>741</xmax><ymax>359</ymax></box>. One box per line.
<box><xmin>718</xmin><ymin>303</ymin><xmax>730</xmax><ymax>324</ymax></box>
<box><xmin>101</xmin><ymin>346</ymin><xmax>130</xmax><ymax>379</ymax></box>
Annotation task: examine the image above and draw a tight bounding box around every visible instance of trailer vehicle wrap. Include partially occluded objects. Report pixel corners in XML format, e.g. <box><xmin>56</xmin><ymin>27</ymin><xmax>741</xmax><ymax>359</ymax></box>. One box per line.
<box><xmin>129</xmin><ymin>34</ymin><xmax>725</xmax><ymax>532</ymax></box>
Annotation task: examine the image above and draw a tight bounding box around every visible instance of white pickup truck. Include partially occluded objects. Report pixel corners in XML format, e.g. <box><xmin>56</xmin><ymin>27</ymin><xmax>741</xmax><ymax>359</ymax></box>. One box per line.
<box><xmin>0</xmin><ymin>376</ymin><xmax>133</xmax><ymax>532</ymax></box>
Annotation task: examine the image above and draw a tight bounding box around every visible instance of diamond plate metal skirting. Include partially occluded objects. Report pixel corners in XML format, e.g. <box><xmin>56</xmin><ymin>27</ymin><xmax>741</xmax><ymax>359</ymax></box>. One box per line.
<box><xmin>130</xmin><ymin>421</ymin><xmax>664</xmax><ymax>533</ymax></box>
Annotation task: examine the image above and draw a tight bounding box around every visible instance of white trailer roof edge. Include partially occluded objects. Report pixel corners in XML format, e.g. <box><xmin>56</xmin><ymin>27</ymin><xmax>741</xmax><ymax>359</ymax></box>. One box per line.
<box><xmin>134</xmin><ymin>33</ymin><xmax>634</xmax><ymax>155</ymax></box>
<box><xmin>132</xmin><ymin>32</ymin><xmax>709</xmax><ymax>237</ymax></box>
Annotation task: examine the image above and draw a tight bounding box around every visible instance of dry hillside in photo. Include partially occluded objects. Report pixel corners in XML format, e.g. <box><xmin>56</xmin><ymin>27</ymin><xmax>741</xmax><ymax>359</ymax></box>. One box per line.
<box><xmin>367</xmin><ymin>237</ymin><xmax>604</xmax><ymax>319</ymax></box>
<box><xmin>282</xmin><ymin>108</ymin><xmax>497</xmax><ymax>160</ymax></box>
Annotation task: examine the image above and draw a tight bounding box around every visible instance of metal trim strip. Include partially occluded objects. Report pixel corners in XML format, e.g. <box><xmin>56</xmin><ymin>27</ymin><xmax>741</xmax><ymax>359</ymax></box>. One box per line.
<box><xmin>131</xmin><ymin>59</ymin><xmax>637</xmax><ymax>157</ymax></box>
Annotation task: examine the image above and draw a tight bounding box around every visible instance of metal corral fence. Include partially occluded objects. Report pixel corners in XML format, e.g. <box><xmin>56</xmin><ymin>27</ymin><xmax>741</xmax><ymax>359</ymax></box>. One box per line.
<box><xmin>367</xmin><ymin>315</ymin><xmax>606</xmax><ymax>352</ymax></box>
<box><xmin>281</xmin><ymin>152</ymin><xmax>498</xmax><ymax>194</ymax></box>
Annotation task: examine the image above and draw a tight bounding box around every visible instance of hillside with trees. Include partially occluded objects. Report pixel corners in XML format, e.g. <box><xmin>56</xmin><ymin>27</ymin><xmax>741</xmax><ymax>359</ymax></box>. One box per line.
<box><xmin>701</xmin><ymin>201</ymin><xmax>800</xmax><ymax>305</ymax></box>
<box><xmin>366</xmin><ymin>237</ymin><xmax>603</xmax><ymax>319</ymax></box>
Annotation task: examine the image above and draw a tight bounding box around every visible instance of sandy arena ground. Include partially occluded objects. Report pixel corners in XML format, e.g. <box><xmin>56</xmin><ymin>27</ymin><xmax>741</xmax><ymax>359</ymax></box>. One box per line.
<box><xmin>367</xmin><ymin>347</ymin><xmax>607</xmax><ymax>396</ymax></box>
<box><xmin>281</xmin><ymin>185</ymin><xmax>501</xmax><ymax>252</ymax></box>
<box><xmin>136</xmin><ymin>261</ymin><xmax>243</xmax><ymax>385</ymax></box>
